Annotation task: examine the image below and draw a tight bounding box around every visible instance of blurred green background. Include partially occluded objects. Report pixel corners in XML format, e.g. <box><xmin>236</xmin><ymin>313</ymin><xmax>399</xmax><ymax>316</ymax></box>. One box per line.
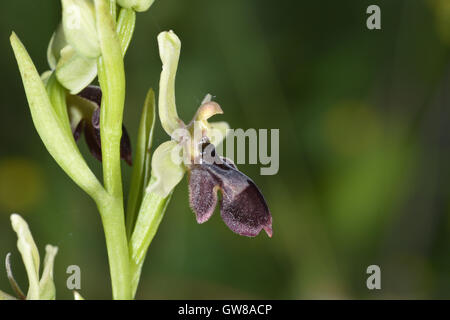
<box><xmin>1</xmin><ymin>0</ymin><xmax>450</xmax><ymax>299</ymax></box>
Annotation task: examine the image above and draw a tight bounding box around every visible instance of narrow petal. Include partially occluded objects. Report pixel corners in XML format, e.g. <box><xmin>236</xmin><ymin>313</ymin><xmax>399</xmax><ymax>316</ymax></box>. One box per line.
<box><xmin>188</xmin><ymin>166</ymin><xmax>218</xmax><ymax>223</ymax></box>
<box><xmin>84</xmin><ymin>122</ymin><xmax>102</xmax><ymax>162</ymax></box>
<box><xmin>90</xmin><ymin>109</ymin><xmax>102</xmax><ymax>147</ymax></box>
<box><xmin>5</xmin><ymin>253</ymin><xmax>26</xmax><ymax>299</ymax></box>
<box><xmin>194</xmin><ymin>101</ymin><xmax>223</xmax><ymax>122</ymax></box>
<box><xmin>72</xmin><ymin>120</ymin><xmax>84</xmax><ymax>142</ymax></box>
<box><xmin>91</xmin><ymin>106</ymin><xmax>100</xmax><ymax>129</ymax></box>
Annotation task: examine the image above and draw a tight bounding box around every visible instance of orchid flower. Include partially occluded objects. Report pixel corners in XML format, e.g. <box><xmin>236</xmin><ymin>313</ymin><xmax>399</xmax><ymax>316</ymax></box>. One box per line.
<box><xmin>150</xmin><ymin>31</ymin><xmax>273</xmax><ymax>237</ymax></box>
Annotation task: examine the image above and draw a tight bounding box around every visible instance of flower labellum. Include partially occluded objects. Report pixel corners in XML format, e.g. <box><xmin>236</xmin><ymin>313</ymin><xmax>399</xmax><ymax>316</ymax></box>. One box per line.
<box><xmin>74</xmin><ymin>85</ymin><xmax>133</xmax><ymax>165</ymax></box>
<box><xmin>188</xmin><ymin>142</ymin><xmax>273</xmax><ymax>237</ymax></box>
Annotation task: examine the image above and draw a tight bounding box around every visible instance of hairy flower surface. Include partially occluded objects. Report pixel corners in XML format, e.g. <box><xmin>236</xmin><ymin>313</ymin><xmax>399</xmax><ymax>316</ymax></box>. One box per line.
<box><xmin>188</xmin><ymin>142</ymin><xmax>273</xmax><ymax>237</ymax></box>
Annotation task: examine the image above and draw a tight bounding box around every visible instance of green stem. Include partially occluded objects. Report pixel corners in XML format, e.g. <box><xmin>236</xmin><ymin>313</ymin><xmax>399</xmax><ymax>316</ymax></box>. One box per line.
<box><xmin>94</xmin><ymin>0</ymin><xmax>129</xmax><ymax>299</ymax></box>
<box><xmin>97</xmin><ymin>197</ymin><xmax>131</xmax><ymax>299</ymax></box>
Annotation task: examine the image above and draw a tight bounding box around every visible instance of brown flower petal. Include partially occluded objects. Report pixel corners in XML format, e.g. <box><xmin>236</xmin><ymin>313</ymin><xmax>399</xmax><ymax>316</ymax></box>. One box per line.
<box><xmin>84</xmin><ymin>120</ymin><xmax>102</xmax><ymax>162</ymax></box>
<box><xmin>188</xmin><ymin>156</ymin><xmax>272</xmax><ymax>237</ymax></box>
<box><xmin>120</xmin><ymin>126</ymin><xmax>133</xmax><ymax>166</ymax></box>
<box><xmin>72</xmin><ymin>120</ymin><xmax>84</xmax><ymax>142</ymax></box>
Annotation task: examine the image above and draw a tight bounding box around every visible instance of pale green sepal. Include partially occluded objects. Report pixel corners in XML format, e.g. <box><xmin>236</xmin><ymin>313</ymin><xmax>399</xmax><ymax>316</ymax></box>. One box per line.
<box><xmin>61</xmin><ymin>0</ymin><xmax>101</xmax><ymax>59</ymax></box>
<box><xmin>157</xmin><ymin>31</ymin><xmax>183</xmax><ymax>136</ymax></box>
<box><xmin>47</xmin><ymin>24</ymin><xmax>66</xmax><ymax>70</ymax></box>
<box><xmin>56</xmin><ymin>45</ymin><xmax>98</xmax><ymax>94</ymax></box>
<box><xmin>38</xmin><ymin>245</ymin><xmax>58</xmax><ymax>300</ymax></box>
<box><xmin>146</xmin><ymin>141</ymin><xmax>186</xmax><ymax>198</ymax></box>
<box><xmin>10</xmin><ymin>214</ymin><xmax>40</xmax><ymax>300</ymax></box>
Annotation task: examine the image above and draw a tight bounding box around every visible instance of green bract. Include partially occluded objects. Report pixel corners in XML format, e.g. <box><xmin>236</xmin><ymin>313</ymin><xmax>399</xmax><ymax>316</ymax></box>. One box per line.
<box><xmin>10</xmin><ymin>33</ymin><xmax>106</xmax><ymax>201</ymax></box>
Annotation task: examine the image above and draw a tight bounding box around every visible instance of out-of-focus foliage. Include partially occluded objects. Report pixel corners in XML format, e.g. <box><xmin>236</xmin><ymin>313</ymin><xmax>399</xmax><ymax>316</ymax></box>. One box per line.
<box><xmin>1</xmin><ymin>0</ymin><xmax>450</xmax><ymax>299</ymax></box>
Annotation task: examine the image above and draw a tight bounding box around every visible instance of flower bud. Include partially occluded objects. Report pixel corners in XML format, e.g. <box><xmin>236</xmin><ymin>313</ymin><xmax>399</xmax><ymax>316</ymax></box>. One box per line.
<box><xmin>117</xmin><ymin>0</ymin><xmax>155</xmax><ymax>12</ymax></box>
<box><xmin>61</xmin><ymin>0</ymin><xmax>101</xmax><ymax>58</ymax></box>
